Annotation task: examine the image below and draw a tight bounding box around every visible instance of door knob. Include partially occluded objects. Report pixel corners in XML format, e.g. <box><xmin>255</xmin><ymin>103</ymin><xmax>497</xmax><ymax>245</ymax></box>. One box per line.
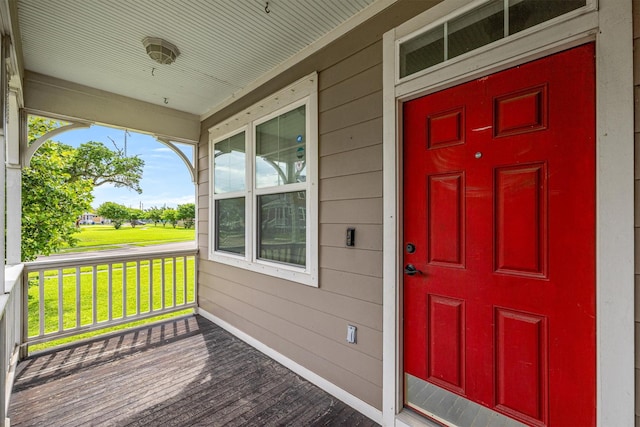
<box><xmin>404</xmin><ymin>264</ymin><xmax>420</xmax><ymax>276</ymax></box>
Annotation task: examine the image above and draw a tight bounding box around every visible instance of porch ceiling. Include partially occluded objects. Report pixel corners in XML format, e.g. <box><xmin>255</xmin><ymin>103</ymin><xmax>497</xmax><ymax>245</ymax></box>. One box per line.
<box><xmin>15</xmin><ymin>0</ymin><xmax>379</xmax><ymax>118</ymax></box>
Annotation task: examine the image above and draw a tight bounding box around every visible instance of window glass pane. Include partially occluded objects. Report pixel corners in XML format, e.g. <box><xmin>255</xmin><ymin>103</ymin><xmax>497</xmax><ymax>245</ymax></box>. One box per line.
<box><xmin>216</xmin><ymin>197</ymin><xmax>245</xmax><ymax>255</ymax></box>
<box><xmin>258</xmin><ymin>191</ymin><xmax>306</xmax><ymax>267</ymax></box>
<box><xmin>256</xmin><ymin>106</ymin><xmax>307</xmax><ymax>188</ymax></box>
<box><xmin>509</xmin><ymin>0</ymin><xmax>586</xmax><ymax>35</ymax></box>
<box><xmin>214</xmin><ymin>132</ymin><xmax>245</xmax><ymax>194</ymax></box>
<box><xmin>400</xmin><ymin>25</ymin><xmax>444</xmax><ymax>78</ymax></box>
<box><xmin>448</xmin><ymin>0</ymin><xmax>504</xmax><ymax>60</ymax></box>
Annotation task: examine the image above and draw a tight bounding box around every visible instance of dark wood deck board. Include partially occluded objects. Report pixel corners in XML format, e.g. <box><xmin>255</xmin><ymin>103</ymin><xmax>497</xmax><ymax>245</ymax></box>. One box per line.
<box><xmin>9</xmin><ymin>315</ymin><xmax>379</xmax><ymax>427</ymax></box>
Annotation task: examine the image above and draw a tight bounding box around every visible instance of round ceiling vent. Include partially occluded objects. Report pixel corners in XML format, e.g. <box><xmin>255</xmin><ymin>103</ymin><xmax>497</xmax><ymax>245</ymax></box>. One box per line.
<box><xmin>142</xmin><ymin>37</ymin><xmax>180</xmax><ymax>65</ymax></box>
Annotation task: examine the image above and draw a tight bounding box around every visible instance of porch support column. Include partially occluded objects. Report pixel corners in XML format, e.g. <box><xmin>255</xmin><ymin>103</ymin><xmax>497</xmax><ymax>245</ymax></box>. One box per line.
<box><xmin>6</xmin><ymin>90</ymin><xmax>21</xmax><ymax>265</ymax></box>
<box><xmin>0</xmin><ymin>37</ymin><xmax>7</xmax><ymax>294</ymax></box>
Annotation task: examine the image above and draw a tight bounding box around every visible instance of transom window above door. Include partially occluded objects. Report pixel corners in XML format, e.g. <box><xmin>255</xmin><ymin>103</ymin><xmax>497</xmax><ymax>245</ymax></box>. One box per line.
<box><xmin>398</xmin><ymin>0</ymin><xmax>589</xmax><ymax>80</ymax></box>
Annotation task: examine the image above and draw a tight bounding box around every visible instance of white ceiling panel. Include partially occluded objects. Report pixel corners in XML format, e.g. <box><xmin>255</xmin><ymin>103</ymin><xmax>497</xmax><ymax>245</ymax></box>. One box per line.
<box><xmin>17</xmin><ymin>0</ymin><xmax>378</xmax><ymax>115</ymax></box>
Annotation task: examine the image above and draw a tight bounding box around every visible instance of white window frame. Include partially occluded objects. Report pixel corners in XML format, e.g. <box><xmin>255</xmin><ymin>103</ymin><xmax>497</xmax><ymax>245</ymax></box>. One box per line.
<box><xmin>209</xmin><ymin>73</ymin><xmax>319</xmax><ymax>287</ymax></box>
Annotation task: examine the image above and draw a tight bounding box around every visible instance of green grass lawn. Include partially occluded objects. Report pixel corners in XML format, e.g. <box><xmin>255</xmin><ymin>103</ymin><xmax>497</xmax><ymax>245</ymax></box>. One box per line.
<box><xmin>58</xmin><ymin>224</ymin><xmax>195</xmax><ymax>253</ymax></box>
<box><xmin>28</xmin><ymin>224</ymin><xmax>197</xmax><ymax>353</ymax></box>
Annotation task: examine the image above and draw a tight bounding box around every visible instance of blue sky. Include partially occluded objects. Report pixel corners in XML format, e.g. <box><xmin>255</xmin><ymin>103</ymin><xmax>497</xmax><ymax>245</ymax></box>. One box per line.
<box><xmin>52</xmin><ymin>124</ymin><xmax>195</xmax><ymax>211</ymax></box>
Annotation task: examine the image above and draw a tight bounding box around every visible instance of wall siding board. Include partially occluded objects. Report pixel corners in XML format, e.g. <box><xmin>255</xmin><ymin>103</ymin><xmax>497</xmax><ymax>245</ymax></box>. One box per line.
<box><xmin>320</xmin><ymin>144</ymin><xmax>383</xmax><ymax>179</ymax></box>
<box><xmin>320</xmin><ymin>117</ymin><xmax>383</xmax><ymax>157</ymax></box>
<box><xmin>319</xmin><ymin>246</ymin><xmax>383</xmax><ymax>278</ymax></box>
<box><xmin>320</xmin><ymin>198</ymin><xmax>382</xmax><ymax>224</ymax></box>
<box><xmin>199</xmin><ymin>261</ymin><xmax>383</xmax><ymax>331</ymax></box>
<box><xmin>319</xmin><ymin>64</ymin><xmax>382</xmax><ymax>113</ymax></box>
<box><xmin>320</xmin><ymin>268</ymin><xmax>383</xmax><ymax>305</ymax></box>
<box><xmin>212</xmin><ymin>276</ymin><xmax>383</xmax><ymax>361</ymax></box>
<box><xmin>320</xmin><ymin>171</ymin><xmax>383</xmax><ymax>201</ymax></box>
<box><xmin>319</xmin><ymin>90</ymin><xmax>382</xmax><ymax>134</ymax></box>
<box><xmin>319</xmin><ymin>41</ymin><xmax>383</xmax><ymax>90</ymax></box>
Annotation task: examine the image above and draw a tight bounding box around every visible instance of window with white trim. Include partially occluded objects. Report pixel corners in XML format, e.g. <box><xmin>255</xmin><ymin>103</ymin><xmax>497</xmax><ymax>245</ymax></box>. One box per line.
<box><xmin>209</xmin><ymin>73</ymin><xmax>318</xmax><ymax>286</ymax></box>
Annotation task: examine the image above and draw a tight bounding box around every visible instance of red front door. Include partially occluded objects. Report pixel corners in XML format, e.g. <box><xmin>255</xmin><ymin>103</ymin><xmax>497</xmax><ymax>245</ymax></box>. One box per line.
<box><xmin>403</xmin><ymin>44</ymin><xmax>595</xmax><ymax>426</ymax></box>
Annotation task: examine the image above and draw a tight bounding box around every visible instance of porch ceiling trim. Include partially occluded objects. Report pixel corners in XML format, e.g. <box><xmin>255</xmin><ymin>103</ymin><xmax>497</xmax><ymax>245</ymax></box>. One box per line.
<box><xmin>24</xmin><ymin>71</ymin><xmax>200</xmax><ymax>143</ymax></box>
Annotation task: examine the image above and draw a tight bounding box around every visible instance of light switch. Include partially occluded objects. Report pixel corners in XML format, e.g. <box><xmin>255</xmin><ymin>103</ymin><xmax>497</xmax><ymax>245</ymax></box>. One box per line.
<box><xmin>347</xmin><ymin>325</ymin><xmax>357</xmax><ymax>344</ymax></box>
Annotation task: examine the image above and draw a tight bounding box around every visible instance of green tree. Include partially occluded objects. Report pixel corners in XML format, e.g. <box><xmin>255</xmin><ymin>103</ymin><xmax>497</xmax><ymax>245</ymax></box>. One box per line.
<box><xmin>69</xmin><ymin>141</ymin><xmax>144</xmax><ymax>193</ymax></box>
<box><xmin>162</xmin><ymin>208</ymin><xmax>178</xmax><ymax>228</ymax></box>
<box><xmin>96</xmin><ymin>202</ymin><xmax>129</xmax><ymax>229</ymax></box>
<box><xmin>22</xmin><ymin>141</ymin><xmax>93</xmax><ymax>260</ymax></box>
<box><xmin>145</xmin><ymin>206</ymin><xmax>165</xmax><ymax>226</ymax></box>
<box><xmin>22</xmin><ymin>116</ymin><xmax>145</xmax><ymax>260</ymax></box>
<box><xmin>127</xmin><ymin>208</ymin><xmax>144</xmax><ymax>228</ymax></box>
<box><xmin>177</xmin><ymin>203</ymin><xmax>195</xmax><ymax>229</ymax></box>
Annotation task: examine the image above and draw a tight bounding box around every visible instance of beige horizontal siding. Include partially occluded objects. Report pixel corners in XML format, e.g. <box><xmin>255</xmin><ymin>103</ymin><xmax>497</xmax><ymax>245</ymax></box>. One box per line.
<box><xmin>200</xmin><ymin>262</ymin><xmax>382</xmax><ymax>330</ymax></box>
<box><xmin>320</xmin><ymin>65</ymin><xmax>382</xmax><ymax>113</ymax></box>
<box><xmin>320</xmin><ymin>144</ymin><xmax>382</xmax><ymax>179</ymax></box>
<box><xmin>319</xmin><ymin>41</ymin><xmax>382</xmax><ymax>90</ymax></box>
<box><xmin>320</xmin><ymin>268</ymin><xmax>383</xmax><ymax>305</ymax></box>
<box><xmin>320</xmin><ymin>198</ymin><xmax>382</xmax><ymax>224</ymax></box>
<box><xmin>204</xmin><ymin>276</ymin><xmax>383</xmax><ymax>363</ymax></box>
<box><xmin>320</xmin><ymin>171</ymin><xmax>383</xmax><ymax>201</ymax></box>
<box><xmin>319</xmin><ymin>90</ymin><xmax>382</xmax><ymax>135</ymax></box>
<box><xmin>320</xmin><ymin>117</ymin><xmax>383</xmax><ymax>157</ymax></box>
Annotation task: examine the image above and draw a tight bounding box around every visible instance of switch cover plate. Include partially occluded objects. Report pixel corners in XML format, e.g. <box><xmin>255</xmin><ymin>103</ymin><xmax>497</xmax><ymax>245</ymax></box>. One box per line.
<box><xmin>347</xmin><ymin>325</ymin><xmax>357</xmax><ymax>344</ymax></box>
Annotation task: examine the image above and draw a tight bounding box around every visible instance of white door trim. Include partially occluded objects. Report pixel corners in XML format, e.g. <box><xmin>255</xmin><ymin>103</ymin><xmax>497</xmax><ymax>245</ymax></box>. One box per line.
<box><xmin>382</xmin><ymin>1</ymin><xmax>634</xmax><ymax>425</ymax></box>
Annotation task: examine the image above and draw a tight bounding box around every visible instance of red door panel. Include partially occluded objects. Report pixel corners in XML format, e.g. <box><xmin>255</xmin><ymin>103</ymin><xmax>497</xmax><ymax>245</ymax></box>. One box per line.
<box><xmin>403</xmin><ymin>44</ymin><xmax>595</xmax><ymax>426</ymax></box>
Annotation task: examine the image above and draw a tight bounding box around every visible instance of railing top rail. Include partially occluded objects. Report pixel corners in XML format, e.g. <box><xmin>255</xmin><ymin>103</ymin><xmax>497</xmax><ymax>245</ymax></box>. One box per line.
<box><xmin>24</xmin><ymin>248</ymin><xmax>199</xmax><ymax>272</ymax></box>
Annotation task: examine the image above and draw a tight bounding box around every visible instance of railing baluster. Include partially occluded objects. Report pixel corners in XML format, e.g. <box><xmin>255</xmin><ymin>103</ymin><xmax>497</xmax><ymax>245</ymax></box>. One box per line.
<box><xmin>149</xmin><ymin>259</ymin><xmax>153</xmax><ymax>313</ymax></box>
<box><xmin>172</xmin><ymin>257</ymin><xmax>177</xmax><ymax>308</ymax></box>
<box><xmin>57</xmin><ymin>268</ymin><xmax>63</xmax><ymax>333</ymax></box>
<box><xmin>161</xmin><ymin>257</ymin><xmax>166</xmax><ymax>310</ymax></box>
<box><xmin>183</xmin><ymin>256</ymin><xmax>187</xmax><ymax>305</ymax></box>
<box><xmin>75</xmin><ymin>267</ymin><xmax>81</xmax><ymax>328</ymax></box>
<box><xmin>92</xmin><ymin>265</ymin><xmax>98</xmax><ymax>326</ymax></box>
<box><xmin>123</xmin><ymin>262</ymin><xmax>127</xmax><ymax>319</ymax></box>
<box><xmin>107</xmin><ymin>263</ymin><xmax>113</xmax><ymax>322</ymax></box>
<box><xmin>136</xmin><ymin>260</ymin><xmax>141</xmax><ymax>316</ymax></box>
<box><xmin>38</xmin><ymin>271</ymin><xmax>44</xmax><ymax>338</ymax></box>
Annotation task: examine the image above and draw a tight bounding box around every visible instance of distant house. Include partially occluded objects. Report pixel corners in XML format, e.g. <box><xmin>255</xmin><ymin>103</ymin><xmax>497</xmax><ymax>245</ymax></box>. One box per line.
<box><xmin>78</xmin><ymin>213</ymin><xmax>108</xmax><ymax>225</ymax></box>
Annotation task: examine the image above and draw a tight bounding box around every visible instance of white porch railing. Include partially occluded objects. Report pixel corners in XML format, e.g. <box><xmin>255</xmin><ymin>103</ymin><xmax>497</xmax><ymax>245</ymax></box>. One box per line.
<box><xmin>22</xmin><ymin>248</ymin><xmax>198</xmax><ymax>347</ymax></box>
<box><xmin>1</xmin><ymin>264</ymin><xmax>24</xmax><ymax>427</ymax></box>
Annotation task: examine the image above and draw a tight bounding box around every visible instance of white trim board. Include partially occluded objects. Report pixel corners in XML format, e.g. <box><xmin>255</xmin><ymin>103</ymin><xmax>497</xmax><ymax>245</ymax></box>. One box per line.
<box><xmin>197</xmin><ymin>308</ymin><xmax>383</xmax><ymax>425</ymax></box>
<box><xmin>382</xmin><ymin>0</ymin><xmax>634</xmax><ymax>426</ymax></box>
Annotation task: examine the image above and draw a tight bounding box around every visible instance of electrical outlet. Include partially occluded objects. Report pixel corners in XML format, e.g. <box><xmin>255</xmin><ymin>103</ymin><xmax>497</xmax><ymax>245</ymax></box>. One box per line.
<box><xmin>347</xmin><ymin>325</ymin><xmax>357</xmax><ymax>344</ymax></box>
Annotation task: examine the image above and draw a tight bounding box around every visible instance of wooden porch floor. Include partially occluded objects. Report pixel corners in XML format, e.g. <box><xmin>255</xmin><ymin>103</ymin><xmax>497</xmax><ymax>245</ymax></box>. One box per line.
<box><xmin>8</xmin><ymin>315</ymin><xmax>378</xmax><ymax>427</ymax></box>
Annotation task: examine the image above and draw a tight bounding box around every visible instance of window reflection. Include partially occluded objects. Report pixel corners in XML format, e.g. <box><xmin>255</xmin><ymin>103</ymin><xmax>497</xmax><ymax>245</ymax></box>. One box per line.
<box><xmin>258</xmin><ymin>192</ymin><xmax>306</xmax><ymax>266</ymax></box>
<box><xmin>214</xmin><ymin>132</ymin><xmax>245</xmax><ymax>194</ymax></box>
<box><xmin>216</xmin><ymin>198</ymin><xmax>245</xmax><ymax>255</ymax></box>
<box><xmin>256</xmin><ymin>106</ymin><xmax>306</xmax><ymax>188</ymax></box>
